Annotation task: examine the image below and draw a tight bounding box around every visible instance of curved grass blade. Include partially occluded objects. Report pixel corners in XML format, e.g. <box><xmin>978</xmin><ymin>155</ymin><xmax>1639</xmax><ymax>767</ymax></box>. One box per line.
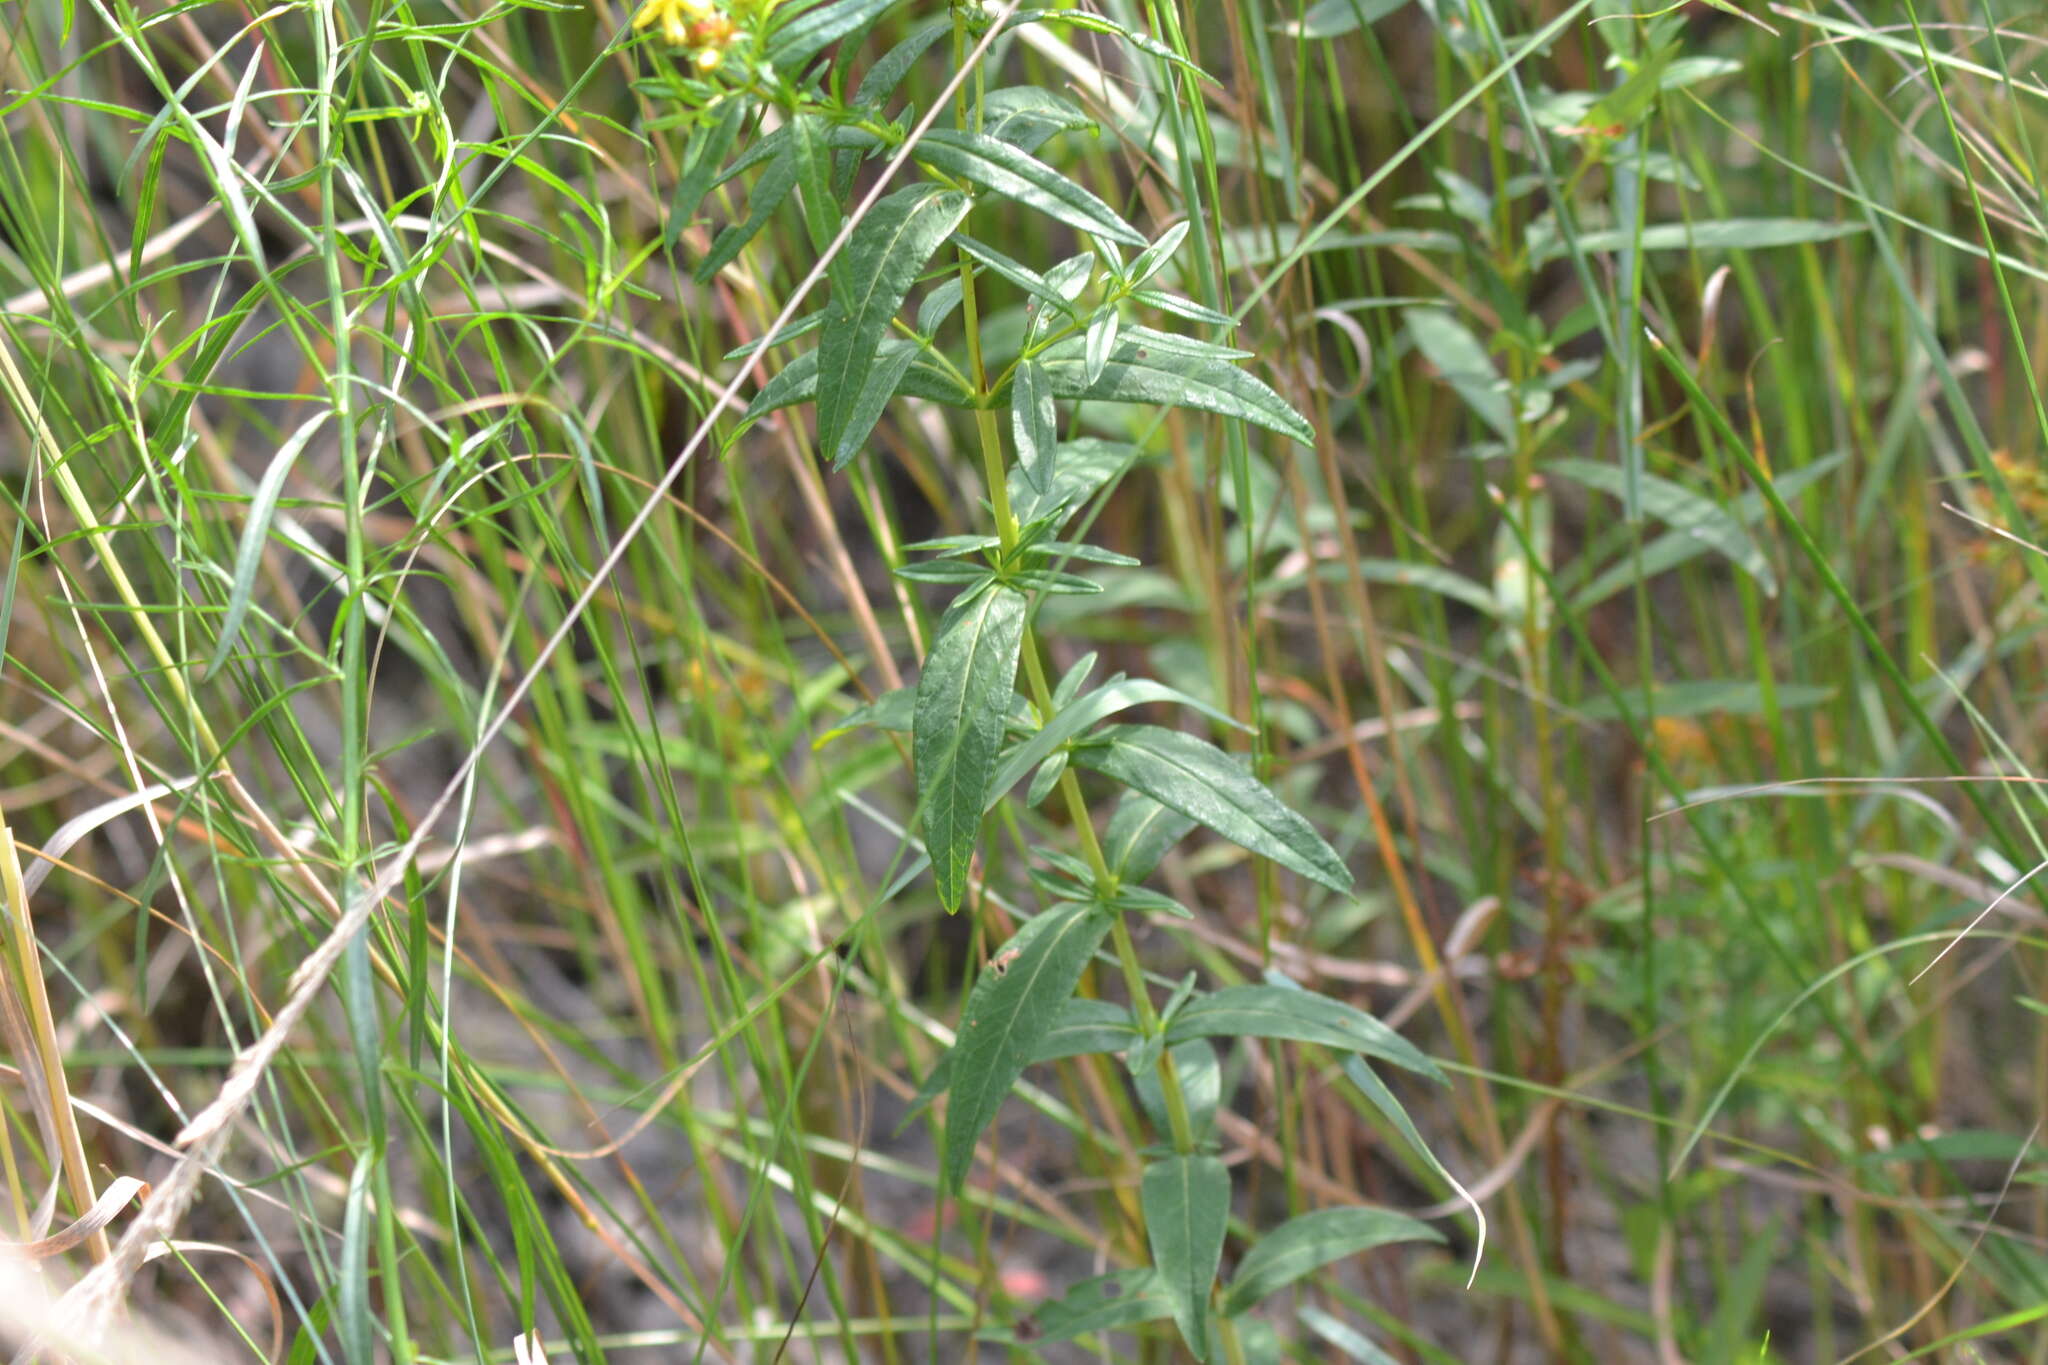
<box><xmin>202</xmin><ymin>409</ymin><xmax>330</xmax><ymax>681</ymax></box>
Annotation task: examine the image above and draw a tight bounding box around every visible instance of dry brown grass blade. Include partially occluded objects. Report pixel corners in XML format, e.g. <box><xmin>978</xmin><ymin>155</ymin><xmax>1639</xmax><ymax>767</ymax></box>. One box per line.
<box><xmin>0</xmin><ymin>825</ymin><xmax>105</xmax><ymax>1262</ymax></box>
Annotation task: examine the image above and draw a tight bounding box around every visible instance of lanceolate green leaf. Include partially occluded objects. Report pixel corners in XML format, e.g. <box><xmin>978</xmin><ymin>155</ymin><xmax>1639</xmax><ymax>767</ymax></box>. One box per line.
<box><xmin>914</xmin><ymin>128</ymin><xmax>1146</xmax><ymax>246</ymax></box>
<box><xmin>818</xmin><ymin>183</ymin><xmax>972</xmax><ymax>460</ymax></box>
<box><xmin>1404</xmin><ymin>306</ymin><xmax>1512</xmax><ymax>441</ymax></box>
<box><xmin>1574</xmin><ymin>679</ymin><xmax>1835</xmax><ymax>723</ymax></box>
<box><xmin>903</xmin><ymin>997</ymin><xmax>1136</xmax><ymax>1125</ymax></box>
<box><xmin>1221</xmin><ymin>1206</ymin><xmax>1441</xmax><ymax>1314</ymax></box>
<box><xmin>1275</xmin><ymin>0</ymin><xmax>1411</xmax><ymax>38</ymax></box>
<box><xmin>1016</xmin><ymin>1269</ymin><xmax>1173</xmax><ymax>1343</ymax></box>
<box><xmin>768</xmin><ymin>0</ymin><xmax>906</xmax><ymax>67</ymax></box>
<box><xmin>1011</xmin><ymin>358</ymin><xmax>1056</xmax><ymax>492</ymax></box>
<box><xmin>1167</xmin><ymin>984</ymin><xmax>1442</xmax><ymax>1081</ymax></box>
<box><xmin>1074</xmin><ymin>725</ymin><xmax>1351</xmax><ymax>891</ymax></box>
<box><xmin>980</xmin><ymin>85</ymin><xmax>1093</xmax><ymax>153</ymax></box>
<box><xmin>744</xmin><ymin>338</ymin><xmax>973</xmax><ymax>425</ymax></box>
<box><xmin>1103</xmin><ymin>791</ymin><xmax>1198</xmax><ymax>881</ymax></box>
<box><xmin>666</xmin><ymin>97</ymin><xmax>746</xmax><ymax>244</ymax></box>
<box><xmin>1142</xmin><ymin>1154</ymin><xmax>1230</xmax><ymax>1361</ymax></box>
<box><xmin>1008</xmin><ymin>438</ymin><xmax>1140</xmax><ymax>528</ymax></box>
<box><xmin>1134</xmin><ymin>1039</ymin><xmax>1220</xmax><ymax>1140</ymax></box>
<box><xmin>790</xmin><ymin>114</ymin><xmax>840</xmax><ymax>254</ymax></box>
<box><xmin>825</xmin><ymin>345</ymin><xmax>921</xmax><ymax>469</ymax></box>
<box><xmin>1546</xmin><ymin>456</ymin><xmax>1776</xmax><ymax>595</ymax></box>
<box><xmin>943</xmin><ymin>900</ymin><xmax>1114</xmax><ymax>1192</ymax></box>
<box><xmin>1572</xmin><ymin>454</ymin><xmax>1841</xmax><ymax>609</ymax></box>
<box><xmin>853</xmin><ymin>16</ymin><xmax>949</xmax><ymax>107</ymax></box>
<box><xmin>987</xmin><ymin>677</ymin><xmax>1248</xmax><ymax>809</ymax></box>
<box><xmin>914</xmin><ymin>585</ymin><xmax>1027</xmax><ymax>912</ymax></box>
<box><xmin>814</xmin><ymin>686</ymin><xmax>912</xmax><ymax>746</ymax></box>
<box><xmin>695</xmin><ymin>145</ymin><xmax>797</xmax><ymax>282</ymax></box>
<box><xmin>1036</xmin><ymin>329</ymin><xmax>1314</xmax><ymax>446</ymax></box>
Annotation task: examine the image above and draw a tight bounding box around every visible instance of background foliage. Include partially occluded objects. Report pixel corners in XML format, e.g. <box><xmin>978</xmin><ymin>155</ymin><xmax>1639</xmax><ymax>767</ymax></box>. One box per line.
<box><xmin>5</xmin><ymin>0</ymin><xmax>2048</xmax><ymax>1361</ymax></box>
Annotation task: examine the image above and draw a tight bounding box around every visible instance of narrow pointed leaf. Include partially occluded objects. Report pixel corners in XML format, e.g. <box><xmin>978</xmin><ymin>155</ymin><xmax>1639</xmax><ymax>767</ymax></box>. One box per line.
<box><xmin>1142</xmin><ymin>1155</ymin><xmax>1230</xmax><ymax>1361</ymax></box>
<box><xmin>1302</xmin><ymin>1307</ymin><xmax>1404</xmax><ymax>1363</ymax></box>
<box><xmin>815</xmin><ymin>686</ymin><xmax>912</xmax><ymax>746</ymax></box>
<box><xmin>1022</xmin><ymin>1269</ymin><xmax>1173</xmax><ymax>1343</ymax></box>
<box><xmin>826</xmin><ymin>344</ymin><xmax>922</xmax><ymax>469</ymax></box>
<box><xmin>744</xmin><ymin>338</ymin><xmax>974</xmax><ymax>424</ymax></box>
<box><xmin>1405</xmin><ymin>306</ymin><xmax>1512</xmax><ymax>441</ymax></box>
<box><xmin>1167</xmin><ymin>984</ymin><xmax>1441</xmax><ymax>1081</ymax></box>
<box><xmin>768</xmin><ymin>0</ymin><xmax>907</xmax><ymax>67</ymax></box>
<box><xmin>954</xmin><ymin>234</ymin><xmax>1083</xmax><ymax>318</ymax></box>
<box><xmin>902</xmin><ymin>997</ymin><xmax>1134</xmax><ymax>1128</ymax></box>
<box><xmin>1222</xmin><ymin>1206</ymin><xmax>1440</xmax><ymax>1314</ymax></box>
<box><xmin>790</xmin><ymin>114</ymin><xmax>839</xmax><ymax>253</ymax></box>
<box><xmin>1135</xmin><ymin>287</ymin><xmax>1237</xmax><ymax>326</ymax></box>
<box><xmin>695</xmin><ymin>146</ymin><xmax>797</xmax><ymax>282</ymax></box>
<box><xmin>915</xmin><ymin>585</ymin><xmax>1027</xmax><ymax>911</ymax></box>
<box><xmin>1125</xmin><ymin>220</ymin><xmax>1190</xmax><ymax>288</ymax></box>
<box><xmin>854</xmin><ymin>16</ymin><xmax>949</xmax><ymax>107</ymax></box>
<box><xmin>916</xmin><ymin>276</ymin><xmax>964</xmax><ymax>335</ymax></box>
<box><xmin>1134</xmin><ymin>1039</ymin><xmax>1220</xmax><ymax>1141</ymax></box>
<box><xmin>1103</xmin><ymin>790</ymin><xmax>1197</xmax><ymax>881</ymax></box>
<box><xmin>980</xmin><ymin>85</ymin><xmax>1093</xmax><ymax>153</ymax></box>
<box><xmin>1008</xmin><ymin>438</ymin><xmax>1142</xmax><ymax>528</ymax></box>
<box><xmin>1084</xmin><ymin>309</ymin><xmax>1120</xmax><ymax>386</ymax></box>
<box><xmin>1073</xmin><ymin>724</ymin><xmax>1350</xmax><ymax>891</ymax></box>
<box><xmin>1573</xmin><ymin>454</ymin><xmax>1841</xmax><ymax>608</ymax></box>
<box><xmin>666</xmin><ymin>98</ymin><xmax>746</xmax><ymax>243</ymax></box>
<box><xmin>1037</xmin><ymin>330</ymin><xmax>1314</xmax><ymax>445</ymax></box>
<box><xmin>1025</xmin><ymin>750</ymin><xmax>1067</xmax><ymax>806</ymax></box>
<box><xmin>1546</xmin><ymin>456</ymin><xmax>1776</xmax><ymax>595</ymax></box>
<box><xmin>988</xmin><ymin>680</ymin><xmax>1249</xmax><ymax>810</ymax></box>
<box><xmin>817</xmin><ymin>183</ymin><xmax>972</xmax><ymax>459</ymax></box>
<box><xmin>914</xmin><ymin>128</ymin><xmax>1146</xmax><ymax>246</ymax></box>
<box><xmin>943</xmin><ymin>901</ymin><xmax>1114</xmax><ymax>1191</ymax></box>
<box><xmin>1011</xmin><ymin>358</ymin><xmax>1057</xmax><ymax>492</ymax></box>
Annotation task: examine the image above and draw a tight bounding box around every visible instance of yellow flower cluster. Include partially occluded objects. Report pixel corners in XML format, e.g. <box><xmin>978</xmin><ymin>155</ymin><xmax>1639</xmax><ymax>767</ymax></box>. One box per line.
<box><xmin>632</xmin><ymin>0</ymin><xmax>773</xmax><ymax>72</ymax></box>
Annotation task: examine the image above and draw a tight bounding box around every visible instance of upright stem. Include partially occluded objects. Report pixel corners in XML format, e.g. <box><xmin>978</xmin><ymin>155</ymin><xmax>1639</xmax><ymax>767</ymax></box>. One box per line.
<box><xmin>951</xmin><ymin>192</ymin><xmax>1198</xmax><ymax>1158</ymax></box>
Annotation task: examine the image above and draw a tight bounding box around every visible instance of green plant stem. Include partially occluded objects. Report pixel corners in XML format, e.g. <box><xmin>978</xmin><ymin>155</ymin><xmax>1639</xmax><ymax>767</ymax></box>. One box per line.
<box><xmin>951</xmin><ymin>213</ymin><xmax>1199</xmax><ymax>1165</ymax></box>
